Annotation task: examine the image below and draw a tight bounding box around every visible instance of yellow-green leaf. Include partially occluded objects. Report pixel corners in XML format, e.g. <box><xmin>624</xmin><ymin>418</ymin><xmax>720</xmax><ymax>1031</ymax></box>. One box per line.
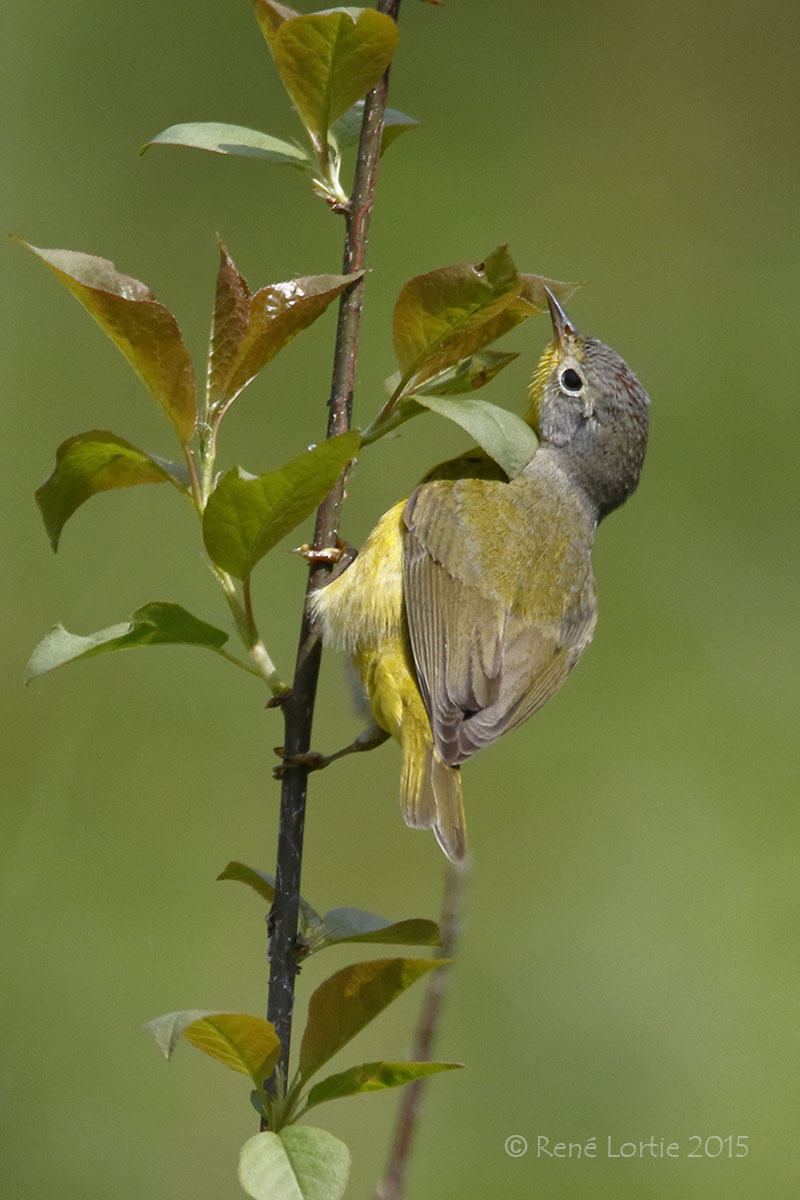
<box><xmin>144</xmin><ymin>1010</ymin><xmax>280</xmax><ymax>1086</ymax></box>
<box><xmin>298</xmin><ymin>957</ymin><xmax>446</xmax><ymax>1083</ymax></box>
<box><xmin>304</xmin><ymin>1059</ymin><xmax>462</xmax><ymax>1111</ymax></box>
<box><xmin>254</xmin><ymin>5</ymin><xmax>399</xmax><ymax>152</ymax></box>
<box><xmin>182</xmin><ymin>1013</ymin><xmax>281</xmax><ymax>1082</ymax></box>
<box><xmin>19</xmin><ymin>242</ymin><xmax>197</xmax><ymax>443</ymax></box>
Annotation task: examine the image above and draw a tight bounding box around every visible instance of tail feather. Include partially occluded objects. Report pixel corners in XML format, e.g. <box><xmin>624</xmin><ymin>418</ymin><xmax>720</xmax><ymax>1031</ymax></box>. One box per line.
<box><xmin>430</xmin><ymin>756</ymin><xmax>466</xmax><ymax>862</ymax></box>
<box><xmin>400</xmin><ymin>723</ymin><xmax>466</xmax><ymax>861</ymax></box>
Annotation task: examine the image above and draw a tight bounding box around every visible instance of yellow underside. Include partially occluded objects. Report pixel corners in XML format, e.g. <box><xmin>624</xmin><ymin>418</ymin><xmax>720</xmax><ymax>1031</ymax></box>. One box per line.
<box><xmin>309</xmin><ymin>500</ymin><xmax>465</xmax><ymax>860</ymax></box>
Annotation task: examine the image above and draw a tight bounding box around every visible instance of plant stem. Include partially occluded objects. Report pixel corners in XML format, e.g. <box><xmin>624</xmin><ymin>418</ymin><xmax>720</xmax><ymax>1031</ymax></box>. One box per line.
<box><xmin>373</xmin><ymin>862</ymin><xmax>466</xmax><ymax>1200</ymax></box>
<box><xmin>266</xmin><ymin>0</ymin><xmax>403</xmax><ymax>1088</ymax></box>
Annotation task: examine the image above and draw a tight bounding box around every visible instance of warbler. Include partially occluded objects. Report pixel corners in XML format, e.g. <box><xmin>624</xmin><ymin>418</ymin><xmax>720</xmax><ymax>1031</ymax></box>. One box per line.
<box><xmin>309</xmin><ymin>292</ymin><xmax>650</xmax><ymax>860</ymax></box>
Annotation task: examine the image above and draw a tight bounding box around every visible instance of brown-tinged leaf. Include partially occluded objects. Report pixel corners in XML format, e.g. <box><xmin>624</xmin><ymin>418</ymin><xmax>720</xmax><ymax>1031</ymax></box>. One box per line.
<box><xmin>19</xmin><ymin>242</ymin><xmax>197</xmax><ymax>442</ymax></box>
<box><xmin>208</xmin><ymin>243</ymin><xmax>252</xmax><ymax>407</ymax></box>
<box><xmin>393</xmin><ymin>246</ymin><xmax>578</xmax><ymax>392</ymax></box>
<box><xmin>207</xmin><ymin>252</ymin><xmax>361</xmax><ymax>408</ymax></box>
<box><xmin>392</xmin><ymin>245</ymin><xmax>520</xmax><ymax>385</ymax></box>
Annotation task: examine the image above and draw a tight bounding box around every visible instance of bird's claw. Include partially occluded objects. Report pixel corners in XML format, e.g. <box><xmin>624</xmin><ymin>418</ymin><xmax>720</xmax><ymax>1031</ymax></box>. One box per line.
<box><xmin>272</xmin><ymin>746</ymin><xmax>331</xmax><ymax>779</ymax></box>
<box><xmin>293</xmin><ymin>541</ymin><xmax>345</xmax><ymax>565</ymax></box>
<box><xmin>293</xmin><ymin>540</ymin><xmax>358</xmax><ymax>576</ymax></box>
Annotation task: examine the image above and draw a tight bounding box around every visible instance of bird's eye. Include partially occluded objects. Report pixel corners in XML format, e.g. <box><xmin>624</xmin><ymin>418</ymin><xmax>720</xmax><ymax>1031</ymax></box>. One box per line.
<box><xmin>560</xmin><ymin>367</ymin><xmax>583</xmax><ymax>393</ymax></box>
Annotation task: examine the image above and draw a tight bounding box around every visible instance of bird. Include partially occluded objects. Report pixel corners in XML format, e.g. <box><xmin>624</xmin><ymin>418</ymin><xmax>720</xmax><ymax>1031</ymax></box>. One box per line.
<box><xmin>308</xmin><ymin>291</ymin><xmax>650</xmax><ymax>860</ymax></box>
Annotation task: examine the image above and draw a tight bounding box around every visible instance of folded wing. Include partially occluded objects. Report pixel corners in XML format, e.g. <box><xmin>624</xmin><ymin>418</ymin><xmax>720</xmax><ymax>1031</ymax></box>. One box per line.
<box><xmin>402</xmin><ymin>476</ymin><xmax>597</xmax><ymax>767</ymax></box>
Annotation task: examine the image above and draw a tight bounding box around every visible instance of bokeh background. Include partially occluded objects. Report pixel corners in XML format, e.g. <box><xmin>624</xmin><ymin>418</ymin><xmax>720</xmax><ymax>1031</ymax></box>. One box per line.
<box><xmin>3</xmin><ymin>1</ymin><xmax>798</xmax><ymax>1197</ymax></box>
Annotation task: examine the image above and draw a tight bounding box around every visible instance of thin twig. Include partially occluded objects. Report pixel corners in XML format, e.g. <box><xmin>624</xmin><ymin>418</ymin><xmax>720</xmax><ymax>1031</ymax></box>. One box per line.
<box><xmin>373</xmin><ymin>861</ymin><xmax>467</xmax><ymax>1200</ymax></box>
<box><xmin>266</xmin><ymin>0</ymin><xmax>404</xmax><ymax>1091</ymax></box>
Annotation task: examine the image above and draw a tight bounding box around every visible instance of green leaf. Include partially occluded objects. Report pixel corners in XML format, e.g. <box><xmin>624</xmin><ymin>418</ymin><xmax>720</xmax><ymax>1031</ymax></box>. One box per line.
<box><xmin>239</xmin><ymin>1127</ymin><xmax>350</xmax><ymax>1200</ymax></box>
<box><xmin>392</xmin><ymin>246</ymin><xmax>578</xmax><ymax>391</ymax></box>
<box><xmin>329</xmin><ymin>101</ymin><xmax>419</xmax><ymax>155</ymax></box>
<box><xmin>310</xmin><ymin>908</ymin><xmax>441</xmax><ymax>952</ymax></box>
<box><xmin>298</xmin><ymin>957</ymin><xmax>446</xmax><ymax>1083</ymax></box>
<box><xmin>141</xmin><ymin>122</ymin><xmax>310</xmax><ymax>165</ymax></box>
<box><xmin>34</xmin><ymin>430</ymin><xmax>184</xmax><ymax>551</ymax></box>
<box><xmin>216</xmin><ymin>861</ymin><xmax>322</xmax><ymax>934</ymax></box>
<box><xmin>254</xmin><ymin>5</ymin><xmax>399</xmax><ymax>152</ymax></box>
<box><xmin>410</xmin><ymin>394</ymin><xmax>539</xmax><ymax>480</ymax></box>
<box><xmin>207</xmin><ymin>243</ymin><xmax>361</xmax><ymax>409</ymax></box>
<box><xmin>304</xmin><ymin>1059</ymin><xmax>462</xmax><ymax>1111</ymax></box>
<box><xmin>18</xmin><ymin>241</ymin><xmax>197</xmax><ymax>443</ymax></box>
<box><xmin>216</xmin><ymin>866</ymin><xmax>438</xmax><ymax>954</ymax></box>
<box><xmin>202</xmin><ymin>432</ymin><xmax>360</xmax><ymax>581</ymax></box>
<box><xmin>409</xmin><ymin>349</ymin><xmax>520</xmax><ymax>396</ymax></box>
<box><xmin>26</xmin><ymin>602</ymin><xmax>230</xmax><ymax>681</ymax></box>
<box><xmin>144</xmin><ymin>1010</ymin><xmax>281</xmax><ymax>1085</ymax></box>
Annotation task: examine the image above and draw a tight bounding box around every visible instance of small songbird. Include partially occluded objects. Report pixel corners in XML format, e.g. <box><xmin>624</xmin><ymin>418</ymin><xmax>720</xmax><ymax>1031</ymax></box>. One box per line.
<box><xmin>310</xmin><ymin>292</ymin><xmax>650</xmax><ymax>860</ymax></box>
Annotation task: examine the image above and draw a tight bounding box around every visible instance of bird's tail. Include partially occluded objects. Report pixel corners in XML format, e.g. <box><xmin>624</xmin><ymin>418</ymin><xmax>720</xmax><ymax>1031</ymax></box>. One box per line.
<box><xmin>400</xmin><ymin>719</ymin><xmax>466</xmax><ymax>862</ymax></box>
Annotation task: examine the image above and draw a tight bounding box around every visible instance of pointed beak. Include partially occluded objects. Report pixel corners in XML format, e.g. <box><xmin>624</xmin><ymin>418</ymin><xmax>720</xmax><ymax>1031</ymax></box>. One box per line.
<box><xmin>545</xmin><ymin>289</ymin><xmax>577</xmax><ymax>350</ymax></box>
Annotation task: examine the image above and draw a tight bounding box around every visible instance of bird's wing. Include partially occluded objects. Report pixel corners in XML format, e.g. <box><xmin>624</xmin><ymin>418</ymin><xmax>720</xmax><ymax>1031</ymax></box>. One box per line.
<box><xmin>402</xmin><ymin>479</ymin><xmax>597</xmax><ymax>767</ymax></box>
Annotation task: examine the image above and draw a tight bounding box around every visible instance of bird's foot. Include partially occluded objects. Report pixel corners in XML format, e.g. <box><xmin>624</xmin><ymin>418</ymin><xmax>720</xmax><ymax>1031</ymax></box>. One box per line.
<box><xmin>272</xmin><ymin>724</ymin><xmax>390</xmax><ymax>780</ymax></box>
<box><xmin>272</xmin><ymin>747</ymin><xmax>334</xmax><ymax>779</ymax></box>
<box><xmin>293</xmin><ymin>539</ymin><xmax>358</xmax><ymax>574</ymax></box>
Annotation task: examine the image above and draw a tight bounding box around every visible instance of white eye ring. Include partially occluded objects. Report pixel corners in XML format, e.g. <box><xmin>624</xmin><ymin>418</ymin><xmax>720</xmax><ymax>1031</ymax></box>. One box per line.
<box><xmin>560</xmin><ymin>367</ymin><xmax>584</xmax><ymax>394</ymax></box>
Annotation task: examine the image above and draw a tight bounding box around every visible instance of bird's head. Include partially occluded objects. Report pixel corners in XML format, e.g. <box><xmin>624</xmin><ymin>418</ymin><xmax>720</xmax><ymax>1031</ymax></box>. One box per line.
<box><xmin>525</xmin><ymin>291</ymin><xmax>650</xmax><ymax>518</ymax></box>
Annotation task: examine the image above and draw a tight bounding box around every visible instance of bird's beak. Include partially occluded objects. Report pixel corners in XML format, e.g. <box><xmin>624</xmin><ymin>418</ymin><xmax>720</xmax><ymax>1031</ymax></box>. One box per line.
<box><xmin>545</xmin><ymin>289</ymin><xmax>577</xmax><ymax>350</ymax></box>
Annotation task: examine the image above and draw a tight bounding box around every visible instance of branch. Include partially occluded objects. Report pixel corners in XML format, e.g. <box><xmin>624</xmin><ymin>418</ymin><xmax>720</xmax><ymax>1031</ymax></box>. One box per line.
<box><xmin>266</xmin><ymin>0</ymin><xmax>404</xmax><ymax>1090</ymax></box>
<box><xmin>373</xmin><ymin>861</ymin><xmax>466</xmax><ymax>1200</ymax></box>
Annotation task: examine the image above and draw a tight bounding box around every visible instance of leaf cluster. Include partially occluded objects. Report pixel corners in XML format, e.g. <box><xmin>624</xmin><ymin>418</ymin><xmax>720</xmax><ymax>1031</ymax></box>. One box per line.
<box><xmin>23</xmin><ymin>235</ymin><xmax>574</xmax><ymax>691</ymax></box>
<box><xmin>142</xmin><ymin>2</ymin><xmax>414</xmax><ymax>210</ymax></box>
<box><xmin>146</xmin><ymin>866</ymin><xmax>460</xmax><ymax>1200</ymax></box>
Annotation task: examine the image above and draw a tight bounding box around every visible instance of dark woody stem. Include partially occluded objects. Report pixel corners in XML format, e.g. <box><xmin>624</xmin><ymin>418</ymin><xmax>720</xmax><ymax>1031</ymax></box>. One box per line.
<box><xmin>266</xmin><ymin>0</ymin><xmax>404</xmax><ymax>1092</ymax></box>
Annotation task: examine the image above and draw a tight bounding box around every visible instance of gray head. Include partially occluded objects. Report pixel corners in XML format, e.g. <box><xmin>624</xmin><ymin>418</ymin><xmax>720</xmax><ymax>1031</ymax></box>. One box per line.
<box><xmin>526</xmin><ymin>292</ymin><xmax>650</xmax><ymax>520</ymax></box>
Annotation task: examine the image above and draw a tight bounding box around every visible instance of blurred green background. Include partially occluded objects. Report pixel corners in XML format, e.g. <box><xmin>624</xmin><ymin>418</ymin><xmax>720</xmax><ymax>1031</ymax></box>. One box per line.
<box><xmin>3</xmin><ymin>1</ymin><xmax>798</xmax><ymax>1197</ymax></box>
